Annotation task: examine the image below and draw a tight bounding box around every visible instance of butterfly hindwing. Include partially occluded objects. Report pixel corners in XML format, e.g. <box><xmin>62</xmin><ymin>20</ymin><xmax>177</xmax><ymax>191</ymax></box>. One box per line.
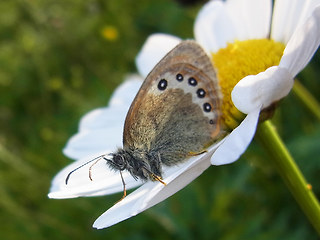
<box><xmin>123</xmin><ymin>40</ymin><xmax>224</xmax><ymax>165</ymax></box>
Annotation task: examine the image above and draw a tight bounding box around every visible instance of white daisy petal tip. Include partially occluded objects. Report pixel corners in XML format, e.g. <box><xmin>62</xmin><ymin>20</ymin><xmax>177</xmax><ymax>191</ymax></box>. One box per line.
<box><xmin>92</xmin><ymin>144</ymin><xmax>220</xmax><ymax>229</ymax></box>
<box><xmin>135</xmin><ymin>33</ymin><xmax>181</xmax><ymax>77</ymax></box>
<box><xmin>231</xmin><ymin>66</ymin><xmax>293</xmax><ymax>114</ymax></box>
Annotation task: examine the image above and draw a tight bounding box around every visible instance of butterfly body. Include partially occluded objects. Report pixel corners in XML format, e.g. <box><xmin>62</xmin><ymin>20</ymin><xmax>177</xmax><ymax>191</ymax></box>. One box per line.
<box><xmin>108</xmin><ymin>40</ymin><xmax>225</xmax><ymax>182</ymax></box>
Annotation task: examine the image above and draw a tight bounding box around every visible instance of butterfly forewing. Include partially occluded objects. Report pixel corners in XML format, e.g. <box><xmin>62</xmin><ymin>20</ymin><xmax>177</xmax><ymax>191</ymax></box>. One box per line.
<box><xmin>123</xmin><ymin>40</ymin><xmax>224</xmax><ymax>165</ymax></box>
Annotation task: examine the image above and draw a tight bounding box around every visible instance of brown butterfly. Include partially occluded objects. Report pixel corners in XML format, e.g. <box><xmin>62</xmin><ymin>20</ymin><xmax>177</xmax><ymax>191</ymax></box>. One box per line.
<box><xmin>66</xmin><ymin>40</ymin><xmax>225</xmax><ymax>199</ymax></box>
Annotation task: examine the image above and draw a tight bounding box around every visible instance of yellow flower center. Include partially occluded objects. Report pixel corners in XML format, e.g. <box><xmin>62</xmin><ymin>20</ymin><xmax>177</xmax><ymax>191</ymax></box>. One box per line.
<box><xmin>212</xmin><ymin>39</ymin><xmax>285</xmax><ymax>130</ymax></box>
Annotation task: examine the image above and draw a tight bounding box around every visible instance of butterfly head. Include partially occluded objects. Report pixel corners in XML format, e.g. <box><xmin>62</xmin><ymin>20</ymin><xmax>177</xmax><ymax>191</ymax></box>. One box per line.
<box><xmin>108</xmin><ymin>148</ymin><xmax>161</xmax><ymax>182</ymax></box>
<box><xmin>107</xmin><ymin>149</ymin><xmax>142</xmax><ymax>180</ymax></box>
<box><xmin>107</xmin><ymin>152</ymin><xmax>128</xmax><ymax>171</ymax></box>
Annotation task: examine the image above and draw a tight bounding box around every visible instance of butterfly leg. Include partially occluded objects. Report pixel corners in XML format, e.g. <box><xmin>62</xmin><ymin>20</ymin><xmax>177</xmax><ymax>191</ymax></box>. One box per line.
<box><xmin>141</xmin><ymin>165</ymin><xmax>167</xmax><ymax>186</ymax></box>
<box><xmin>187</xmin><ymin>150</ymin><xmax>207</xmax><ymax>156</ymax></box>
<box><xmin>150</xmin><ymin>174</ymin><xmax>167</xmax><ymax>186</ymax></box>
<box><xmin>142</xmin><ymin>152</ymin><xmax>166</xmax><ymax>185</ymax></box>
<box><xmin>114</xmin><ymin>170</ymin><xmax>127</xmax><ymax>204</ymax></box>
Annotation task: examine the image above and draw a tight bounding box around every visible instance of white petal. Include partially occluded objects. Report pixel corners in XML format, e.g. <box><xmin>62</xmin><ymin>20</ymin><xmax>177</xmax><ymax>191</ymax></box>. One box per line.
<box><xmin>225</xmin><ymin>0</ymin><xmax>271</xmax><ymax>40</ymax></box>
<box><xmin>48</xmin><ymin>155</ymin><xmax>143</xmax><ymax>199</ymax></box>
<box><xmin>194</xmin><ymin>0</ymin><xmax>271</xmax><ymax>53</ymax></box>
<box><xmin>211</xmin><ymin>108</ymin><xmax>260</xmax><ymax>165</ymax></box>
<box><xmin>79</xmin><ymin>76</ymin><xmax>142</xmax><ymax>131</ymax></box>
<box><xmin>92</xmin><ymin>143</ymin><xmax>221</xmax><ymax>229</ymax></box>
<box><xmin>63</xmin><ymin>126</ymin><xmax>124</xmax><ymax>160</ymax></box>
<box><xmin>231</xmin><ymin>66</ymin><xmax>293</xmax><ymax>114</ymax></box>
<box><xmin>300</xmin><ymin>1</ymin><xmax>320</xmax><ymax>23</ymax></box>
<box><xmin>108</xmin><ymin>75</ymin><xmax>143</xmax><ymax>107</ymax></box>
<box><xmin>271</xmin><ymin>0</ymin><xmax>305</xmax><ymax>43</ymax></box>
<box><xmin>271</xmin><ymin>0</ymin><xmax>320</xmax><ymax>43</ymax></box>
<box><xmin>78</xmin><ymin>107</ymin><xmax>127</xmax><ymax>132</ymax></box>
<box><xmin>63</xmin><ymin>78</ymin><xmax>142</xmax><ymax>160</ymax></box>
<box><xmin>135</xmin><ymin>34</ymin><xmax>181</xmax><ymax>77</ymax></box>
<box><xmin>279</xmin><ymin>6</ymin><xmax>320</xmax><ymax>77</ymax></box>
<box><xmin>194</xmin><ymin>0</ymin><xmax>236</xmax><ymax>53</ymax></box>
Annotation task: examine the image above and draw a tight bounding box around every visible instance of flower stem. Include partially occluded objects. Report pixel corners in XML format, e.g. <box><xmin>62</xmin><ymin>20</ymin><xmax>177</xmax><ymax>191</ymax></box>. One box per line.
<box><xmin>256</xmin><ymin>120</ymin><xmax>320</xmax><ymax>235</ymax></box>
<box><xmin>292</xmin><ymin>80</ymin><xmax>320</xmax><ymax>121</ymax></box>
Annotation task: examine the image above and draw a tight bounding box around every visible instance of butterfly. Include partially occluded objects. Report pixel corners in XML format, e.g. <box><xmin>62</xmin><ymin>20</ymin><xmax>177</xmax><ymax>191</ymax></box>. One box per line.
<box><xmin>66</xmin><ymin>40</ymin><xmax>225</xmax><ymax>200</ymax></box>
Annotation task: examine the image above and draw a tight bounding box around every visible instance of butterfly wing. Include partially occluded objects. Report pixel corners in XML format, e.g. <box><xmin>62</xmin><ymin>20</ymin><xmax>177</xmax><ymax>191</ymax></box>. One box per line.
<box><xmin>123</xmin><ymin>40</ymin><xmax>224</xmax><ymax>165</ymax></box>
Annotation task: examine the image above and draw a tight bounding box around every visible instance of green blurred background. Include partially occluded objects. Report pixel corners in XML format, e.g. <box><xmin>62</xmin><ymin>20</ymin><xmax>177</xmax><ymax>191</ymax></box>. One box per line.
<box><xmin>1</xmin><ymin>0</ymin><xmax>320</xmax><ymax>239</ymax></box>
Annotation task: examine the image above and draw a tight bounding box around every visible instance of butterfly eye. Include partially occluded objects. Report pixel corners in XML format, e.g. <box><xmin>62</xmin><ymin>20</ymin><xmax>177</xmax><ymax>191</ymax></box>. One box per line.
<box><xmin>188</xmin><ymin>77</ymin><xmax>197</xmax><ymax>86</ymax></box>
<box><xmin>203</xmin><ymin>102</ymin><xmax>212</xmax><ymax>112</ymax></box>
<box><xmin>113</xmin><ymin>155</ymin><xmax>126</xmax><ymax>170</ymax></box>
<box><xmin>158</xmin><ymin>79</ymin><xmax>167</xmax><ymax>91</ymax></box>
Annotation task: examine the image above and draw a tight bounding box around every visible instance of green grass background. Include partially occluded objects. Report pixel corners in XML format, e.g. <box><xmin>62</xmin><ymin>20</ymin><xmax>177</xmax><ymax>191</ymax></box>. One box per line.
<box><xmin>1</xmin><ymin>0</ymin><xmax>320</xmax><ymax>239</ymax></box>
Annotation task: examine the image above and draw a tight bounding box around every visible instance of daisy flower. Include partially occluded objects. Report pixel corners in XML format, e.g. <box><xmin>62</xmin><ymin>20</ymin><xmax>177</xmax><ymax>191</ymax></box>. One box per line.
<box><xmin>49</xmin><ymin>0</ymin><xmax>320</xmax><ymax>229</ymax></box>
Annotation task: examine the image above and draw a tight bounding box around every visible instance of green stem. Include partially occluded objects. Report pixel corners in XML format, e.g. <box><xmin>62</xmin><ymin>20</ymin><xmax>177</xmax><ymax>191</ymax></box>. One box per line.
<box><xmin>292</xmin><ymin>80</ymin><xmax>320</xmax><ymax>121</ymax></box>
<box><xmin>256</xmin><ymin>120</ymin><xmax>320</xmax><ymax>235</ymax></box>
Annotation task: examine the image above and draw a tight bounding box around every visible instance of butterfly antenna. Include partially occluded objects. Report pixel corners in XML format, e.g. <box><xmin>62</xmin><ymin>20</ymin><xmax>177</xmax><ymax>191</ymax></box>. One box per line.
<box><xmin>88</xmin><ymin>158</ymin><xmax>103</xmax><ymax>181</ymax></box>
<box><xmin>65</xmin><ymin>155</ymin><xmax>106</xmax><ymax>185</ymax></box>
